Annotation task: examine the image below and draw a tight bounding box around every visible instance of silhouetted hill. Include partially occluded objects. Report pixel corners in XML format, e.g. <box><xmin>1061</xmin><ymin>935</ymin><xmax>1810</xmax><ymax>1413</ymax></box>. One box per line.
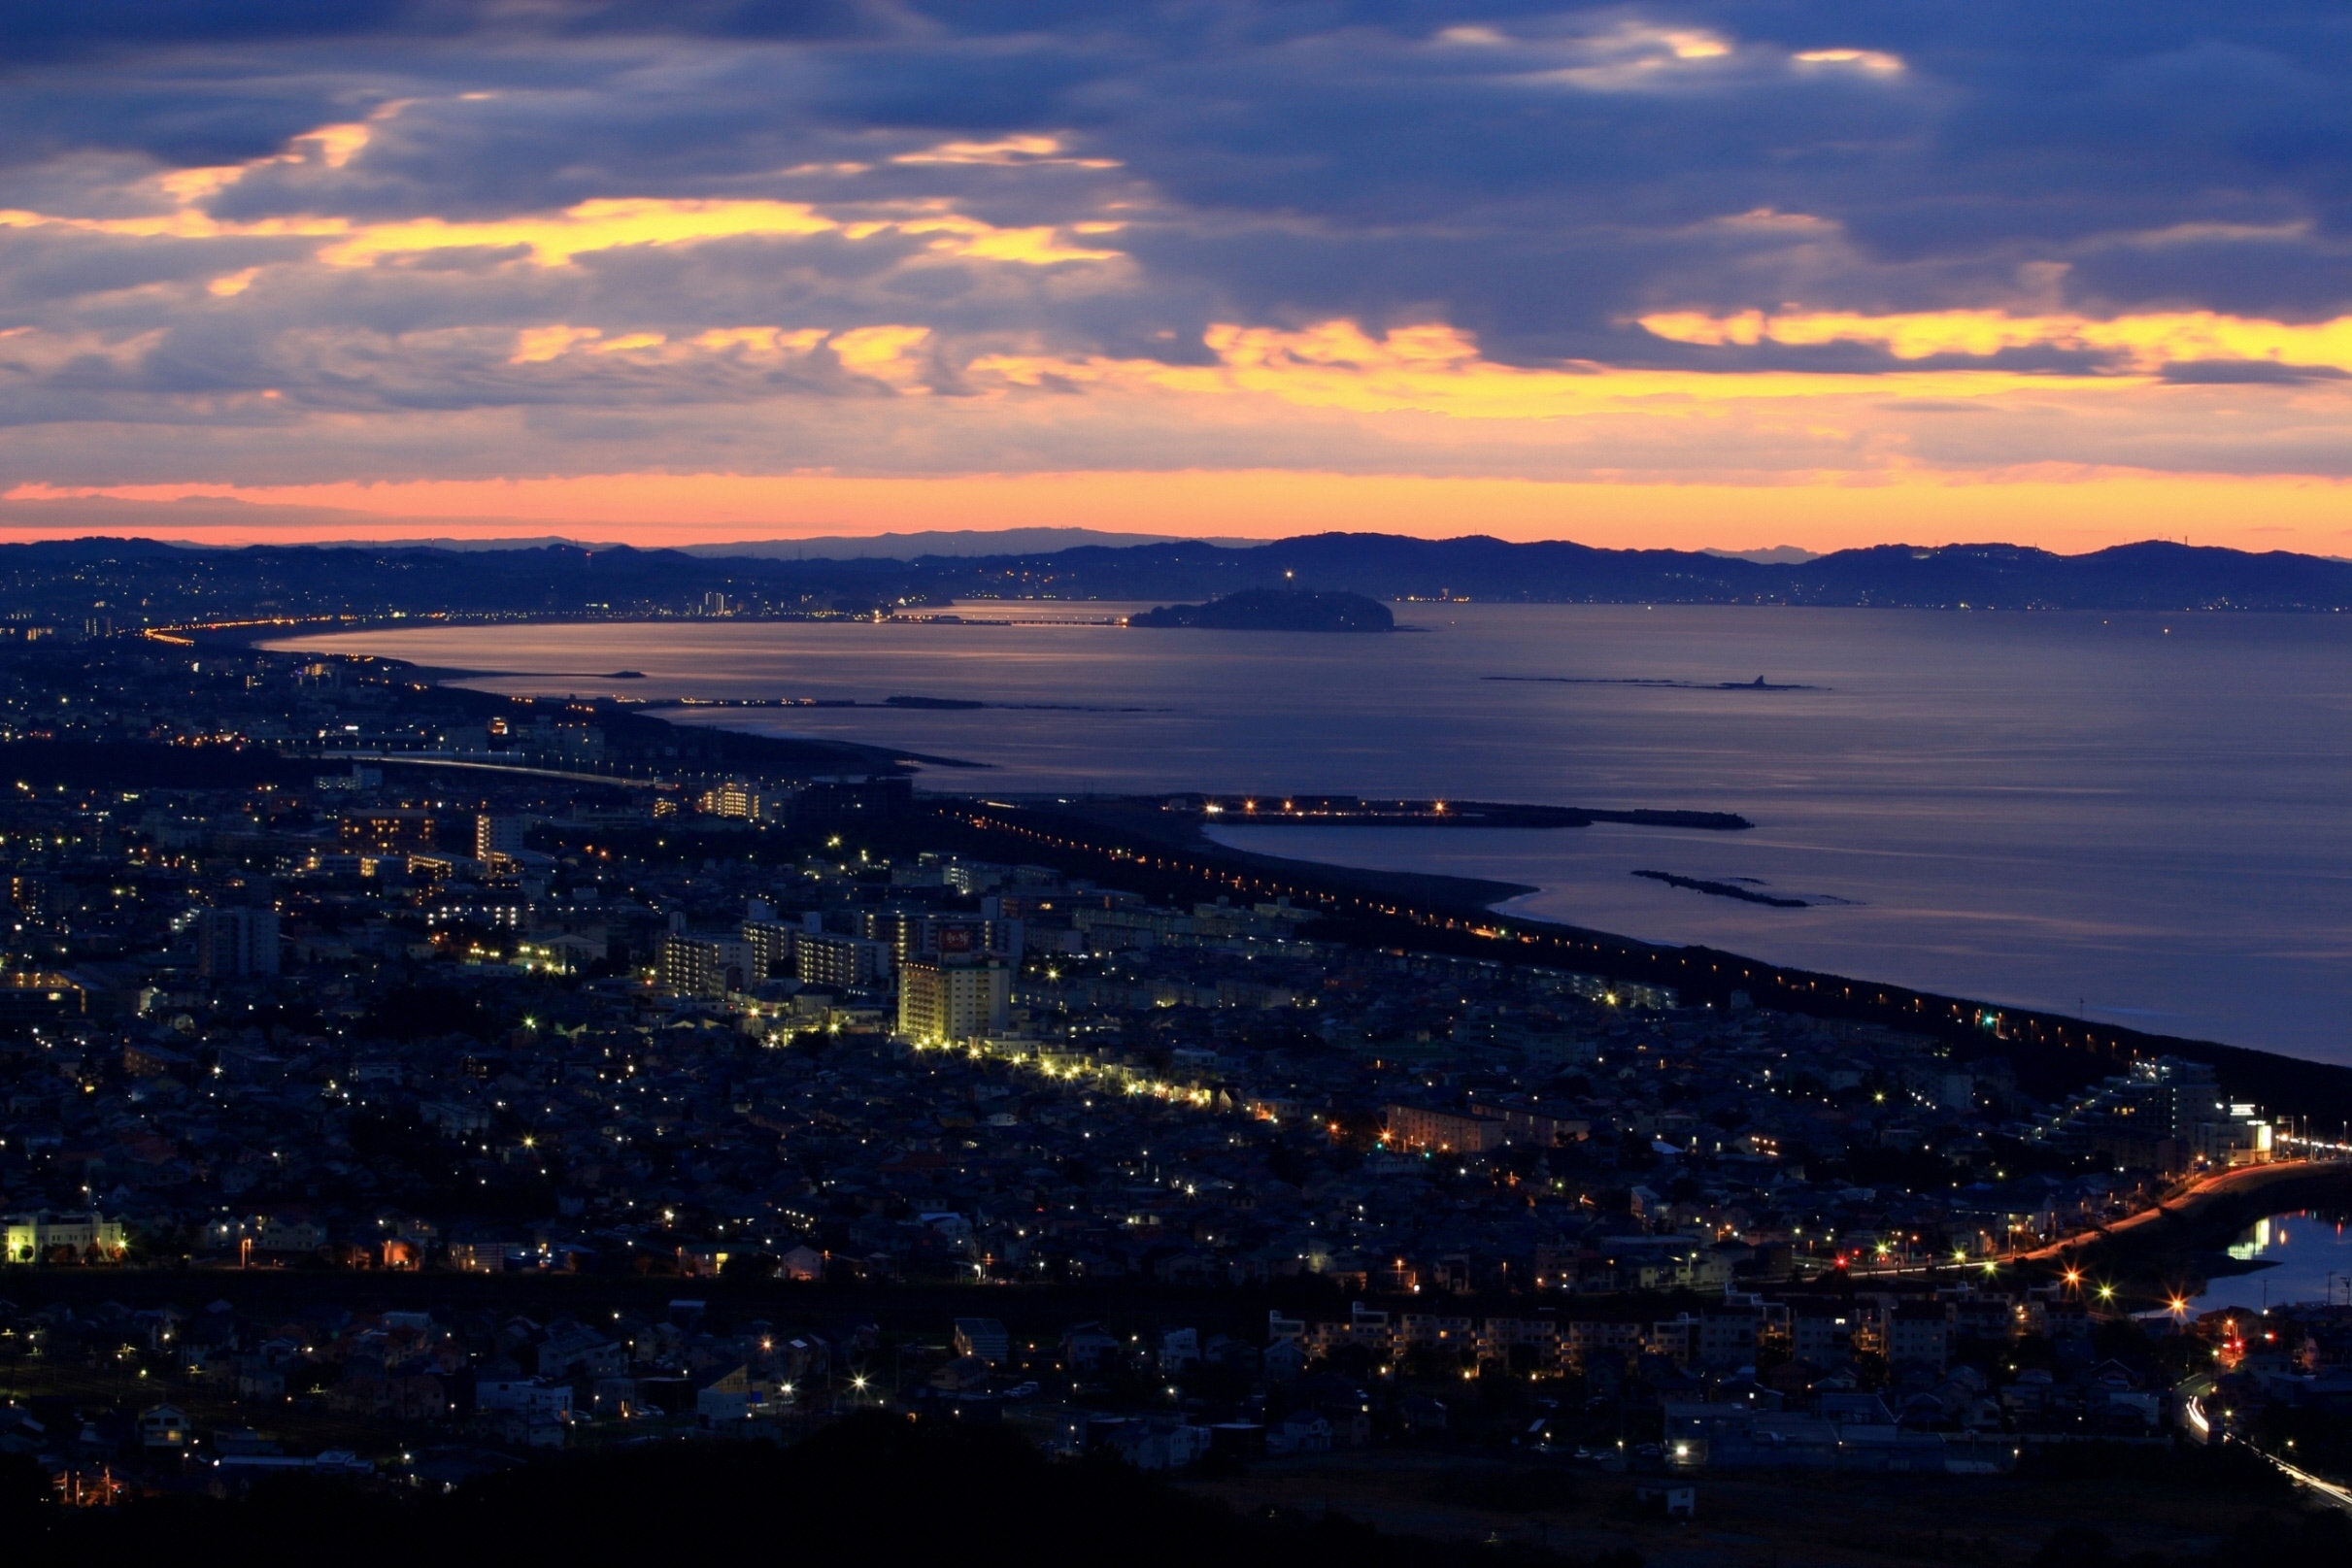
<box><xmin>6</xmin><ymin>533</ymin><xmax>2350</xmax><ymax>621</ymax></box>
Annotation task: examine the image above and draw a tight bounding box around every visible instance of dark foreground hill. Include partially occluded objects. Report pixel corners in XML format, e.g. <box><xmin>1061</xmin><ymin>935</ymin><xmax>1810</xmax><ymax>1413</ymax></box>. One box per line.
<box><xmin>0</xmin><ymin>1415</ymin><xmax>1630</xmax><ymax>1568</ymax></box>
<box><xmin>5</xmin><ymin>1409</ymin><xmax>2340</xmax><ymax>1568</ymax></box>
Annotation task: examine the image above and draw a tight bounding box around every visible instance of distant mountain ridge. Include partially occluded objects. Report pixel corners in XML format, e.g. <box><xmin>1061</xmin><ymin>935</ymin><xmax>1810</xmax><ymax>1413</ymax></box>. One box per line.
<box><xmin>7</xmin><ymin>533</ymin><xmax>2352</xmax><ymax>618</ymax></box>
<box><xmin>675</xmin><ymin>527</ymin><xmax>1263</xmax><ymax>559</ymax></box>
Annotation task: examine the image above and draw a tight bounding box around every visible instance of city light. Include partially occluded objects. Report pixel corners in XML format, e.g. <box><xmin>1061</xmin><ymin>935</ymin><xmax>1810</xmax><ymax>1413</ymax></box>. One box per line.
<box><xmin>4</xmin><ymin>558</ymin><xmax>2334</xmax><ymax>1529</ymax></box>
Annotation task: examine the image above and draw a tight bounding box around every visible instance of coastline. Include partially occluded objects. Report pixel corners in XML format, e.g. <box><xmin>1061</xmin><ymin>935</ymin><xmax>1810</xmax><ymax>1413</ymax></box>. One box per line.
<box><xmin>252</xmin><ymin>613</ymin><xmax>2352</xmax><ymax>1072</ymax></box>
<box><xmin>938</xmin><ymin>793</ymin><xmax>2352</xmax><ymax>1123</ymax></box>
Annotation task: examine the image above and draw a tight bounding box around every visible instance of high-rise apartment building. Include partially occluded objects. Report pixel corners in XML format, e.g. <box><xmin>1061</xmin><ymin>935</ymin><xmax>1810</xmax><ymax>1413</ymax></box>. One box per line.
<box><xmin>795</xmin><ymin>932</ymin><xmax>890</xmax><ymax>989</ymax></box>
<box><xmin>869</xmin><ymin>911</ymin><xmax>1023</xmax><ymax>966</ymax></box>
<box><xmin>196</xmin><ymin>907</ymin><xmax>280</xmax><ymax>978</ymax></box>
<box><xmin>696</xmin><ymin>781</ymin><xmax>762</xmax><ymax>819</ymax></box>
<box><xmin>742</xmin><ymin>919</ymin><xmax>799</xmax><ymax>982</ymax></box>
<box><xmin>897</xmin><ymin>954</ymin><xmax>1009</xmax><ymax>1046</ymax></box>
<box><xmin>474</xmin><ymin>814</ymin><xmax>526</xmax><ymax>865</ymax></box>
<box><xmin>657</xmin><ymin>934</ymin><xmax>753</xmax><ymax>999</ymax></box>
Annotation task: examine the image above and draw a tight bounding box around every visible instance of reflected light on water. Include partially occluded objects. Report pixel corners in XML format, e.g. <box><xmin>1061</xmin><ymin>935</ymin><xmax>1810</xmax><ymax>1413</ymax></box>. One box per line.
<box><xmin>2196</xmin><ymin>1210</ymin><xmax>2352</xmax><ymax>1313</ymax></box>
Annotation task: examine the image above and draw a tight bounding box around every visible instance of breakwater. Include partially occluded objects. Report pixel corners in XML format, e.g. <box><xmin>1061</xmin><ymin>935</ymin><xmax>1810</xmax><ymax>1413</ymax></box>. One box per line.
<box><xmin>1631</xmin><ymin>868</ymin><xmax>1809</xmax><ymax>908</ymax></box>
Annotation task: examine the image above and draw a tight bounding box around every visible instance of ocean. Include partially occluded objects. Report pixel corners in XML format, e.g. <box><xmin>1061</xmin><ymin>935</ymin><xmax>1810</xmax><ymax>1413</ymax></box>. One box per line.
<box><xmin>277</xmin><ymin>603</ymin><xmax>2352</xmax><ymax>1065</ymax></box>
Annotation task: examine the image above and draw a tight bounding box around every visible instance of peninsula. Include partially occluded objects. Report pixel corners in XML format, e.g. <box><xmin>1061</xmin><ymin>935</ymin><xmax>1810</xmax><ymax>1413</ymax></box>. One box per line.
<box><xmin>1186</xmin><ymin>794</ymin><xmax>1751</xmax><ymax>831</ymax></box>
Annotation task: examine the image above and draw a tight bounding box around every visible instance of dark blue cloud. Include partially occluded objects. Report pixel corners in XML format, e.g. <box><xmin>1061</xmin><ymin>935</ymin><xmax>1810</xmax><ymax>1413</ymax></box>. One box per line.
<box><xmin>3</xmin><ymin>0</ymin><xmax>2351</xmax><ymax>463</ymax></box>
<box><xmin>0</xmin><ymin>0</ymin><xmax>879</xmax><ymax>55</ymax></box>
<box><xmin>0</xmin><ymin>0</ymin><xmax>412</xmax><ymax>55</ymax></box>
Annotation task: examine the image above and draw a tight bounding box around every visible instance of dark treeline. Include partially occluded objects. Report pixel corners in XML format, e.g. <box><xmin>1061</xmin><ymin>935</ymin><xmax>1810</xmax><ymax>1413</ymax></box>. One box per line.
<box><xmin>5</xmin><ymin>1411</ymin><xmax>2343</xmax><ymax>1568</ymax></box>
<box><xmin>0</xmin><ymin>1415</ymin><xmax>1636</xmax><ymax>1568</ymax></box>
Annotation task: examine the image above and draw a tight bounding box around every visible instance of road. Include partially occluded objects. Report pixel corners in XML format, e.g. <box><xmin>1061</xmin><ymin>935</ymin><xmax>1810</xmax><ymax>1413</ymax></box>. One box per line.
<box><xmin>2255</xmin><ymin>1447</ymin><xmax>2352</xmax><ymax>1514</ymax></box>
<box><xmin>2008</xmin><ymin>1159</ymin><xmax>2324</xmax><ymax>1263</ymax></box>
<box><xmin>1841</xmin><ymin>1158</ymin><xmax>2352</xmax><ymax>1286</ymax></box>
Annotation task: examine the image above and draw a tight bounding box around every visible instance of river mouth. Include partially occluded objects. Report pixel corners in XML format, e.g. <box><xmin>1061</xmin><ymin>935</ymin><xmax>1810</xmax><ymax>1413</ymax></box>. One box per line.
<box><xmin>2190</xmin><ymin>1210</ymin><xmax>2352</xmax><ymax>1313</ymax></box>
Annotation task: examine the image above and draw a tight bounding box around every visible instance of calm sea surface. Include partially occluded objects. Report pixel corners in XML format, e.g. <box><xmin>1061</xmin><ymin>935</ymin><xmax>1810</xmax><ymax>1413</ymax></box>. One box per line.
<box><xmin>279</xmin><ymin>604</ymin><xmax>2352</xmax><ymax>1065</ymax></box>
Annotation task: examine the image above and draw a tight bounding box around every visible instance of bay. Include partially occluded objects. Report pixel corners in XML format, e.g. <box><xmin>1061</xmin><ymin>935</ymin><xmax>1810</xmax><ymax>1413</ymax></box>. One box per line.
<box><xmin>277</xmin><ymin>603</ymin><xmax>2352</xmax><ymax>1065</ymax></box>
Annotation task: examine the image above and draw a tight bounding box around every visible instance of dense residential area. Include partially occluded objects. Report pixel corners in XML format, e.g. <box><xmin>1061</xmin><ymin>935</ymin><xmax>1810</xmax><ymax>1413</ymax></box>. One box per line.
<box><xmin>1</xmin><ymin>632</ymin><xmax>2347</xmax><ymax>1559</ymax></box>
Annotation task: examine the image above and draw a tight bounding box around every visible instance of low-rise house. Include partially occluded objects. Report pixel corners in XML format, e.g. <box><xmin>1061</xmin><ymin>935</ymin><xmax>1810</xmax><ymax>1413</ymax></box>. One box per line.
<box><xmin>138</xmin><ymin>1404</ymin><xmax>190</xmax><ymax>1451</ymax></box>
<box><xmin>1266</xmin><ymin>1414</ymin><xmax>1332</xmax><ymax>1454</ymax></box>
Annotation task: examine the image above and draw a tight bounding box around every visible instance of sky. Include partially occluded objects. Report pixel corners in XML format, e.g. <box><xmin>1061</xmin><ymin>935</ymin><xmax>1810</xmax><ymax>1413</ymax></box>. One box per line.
<box><xmin>2</xmin><ymin>2</ymin><xmax>2349</xmax><ymax>554</ymax></box>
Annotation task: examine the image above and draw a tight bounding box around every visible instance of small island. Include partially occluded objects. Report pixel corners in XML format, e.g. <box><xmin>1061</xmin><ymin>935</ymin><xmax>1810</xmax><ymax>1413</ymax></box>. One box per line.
<box><xmin>1129</xmin><ymin>587</ymin><xmax>1394</xmax><ymax>633</ymax></box>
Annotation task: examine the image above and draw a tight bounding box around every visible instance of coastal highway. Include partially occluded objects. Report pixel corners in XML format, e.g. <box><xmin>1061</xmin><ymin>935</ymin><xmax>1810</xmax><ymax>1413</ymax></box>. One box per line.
<box><xmin>2009</xmin><ymin>1158</ymin><xmax>2340</xmax><ymax>1263</ymax></box>
<box><xmin>1838</xmin><ymin>1158</ymin><xmax>2352</xmax><ymax>1284</ymax></box>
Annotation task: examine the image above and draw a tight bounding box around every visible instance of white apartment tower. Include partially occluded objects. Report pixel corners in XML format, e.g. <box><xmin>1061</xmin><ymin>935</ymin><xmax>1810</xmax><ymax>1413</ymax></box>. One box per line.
<box><xmin>897</xmin><ymin>954</ymin><xmax>1010</xmax><ymax>1046</ymax></box>
<box><xmin>475</xmin><ymin>814</ymin><xmax>527</xmax><ymax>866</ymax></box>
